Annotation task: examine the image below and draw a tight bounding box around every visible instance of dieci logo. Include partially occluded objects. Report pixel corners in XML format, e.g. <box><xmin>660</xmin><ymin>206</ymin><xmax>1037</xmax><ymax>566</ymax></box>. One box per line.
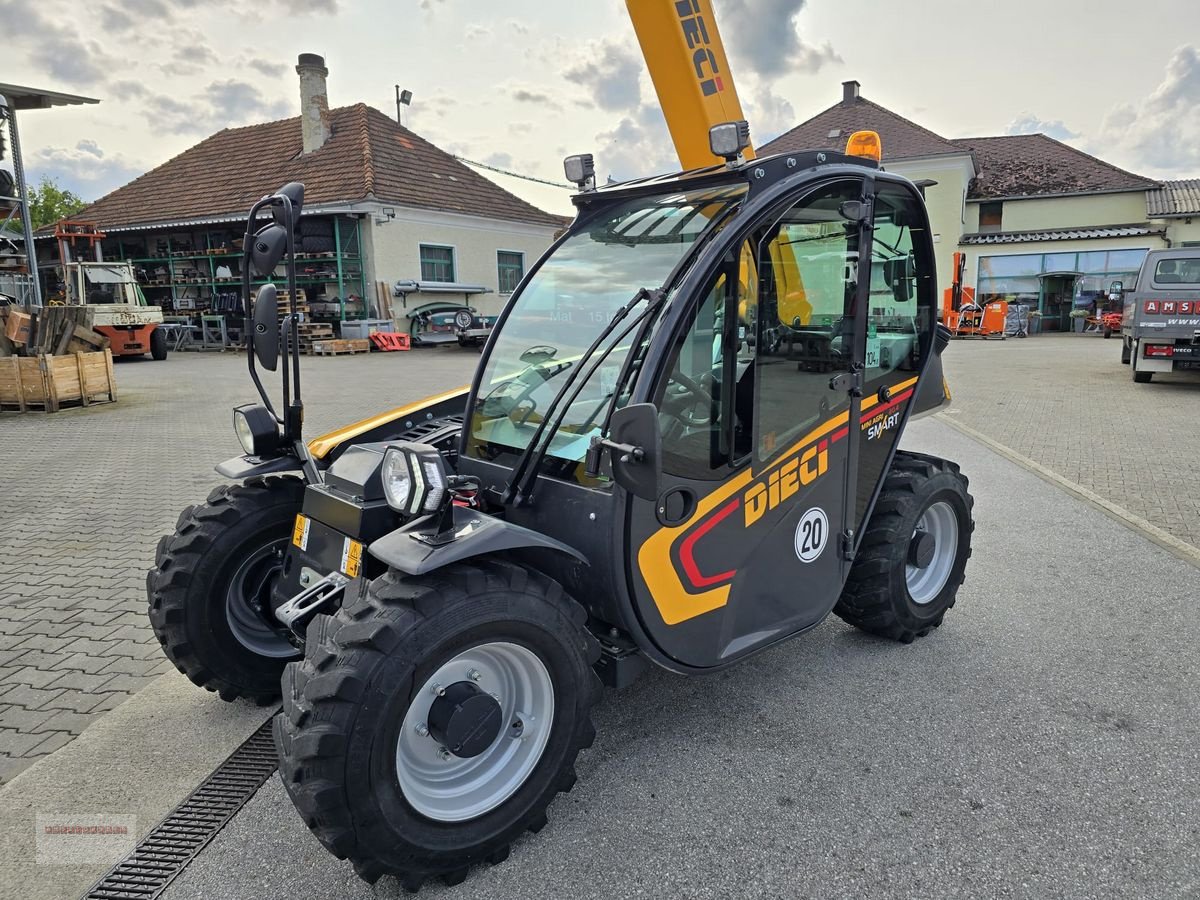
<box><xmin>743</xmin><ymin>440</ymin><xmax>830</xmax><ymax>527</ymax></box>
<box><xmin>675</xmin><ymin>0</ymin><xmax>725</xmax><ymax>96</ymax></box>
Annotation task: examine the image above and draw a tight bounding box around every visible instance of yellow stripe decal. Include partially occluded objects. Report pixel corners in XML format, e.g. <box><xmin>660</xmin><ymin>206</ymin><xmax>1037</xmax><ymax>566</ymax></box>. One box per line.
<box><xmin>306</xmin><ymin>386</ymin><xmax>470</xmax><ymax>460</ymax></box>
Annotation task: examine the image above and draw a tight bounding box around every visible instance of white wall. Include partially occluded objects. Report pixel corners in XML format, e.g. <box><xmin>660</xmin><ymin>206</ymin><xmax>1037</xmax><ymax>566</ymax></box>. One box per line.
<box><xmin>888</xmin><ymin>155</ymin><xmax>974</xmax><ymax>300</ymax></box>
<box><xmin>1164</xmin><ymin>218</ymin><xmax>1200</xmax><ymax>246</ymax></box>
<box><xmin>363</xmin><ymin>205</ymin><xmax>560</xmax><ymax>321</ymax></box>
<box><xmin>964</xmin><ymin>191</ymin><xmax>1149</xmax><ymax>233</ymax></box>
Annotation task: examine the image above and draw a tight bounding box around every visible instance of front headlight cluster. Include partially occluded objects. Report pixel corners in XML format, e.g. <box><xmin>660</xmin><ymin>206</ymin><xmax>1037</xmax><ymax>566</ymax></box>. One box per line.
<box><xmin>233</xmin><ymin>404</ymin><xmax>281</xmax><ymax>457</ymax></box>
<box><xmin>382</xmin><ymin>442</ymin><xmax>450</xmax><ymax>517</ymax></box>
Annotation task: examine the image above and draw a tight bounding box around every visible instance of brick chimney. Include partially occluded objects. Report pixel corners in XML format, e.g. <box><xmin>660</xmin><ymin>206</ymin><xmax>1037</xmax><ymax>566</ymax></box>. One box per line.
<box><xmin>296</xmin><ymin>53</ymin><xmax>331</xmax><ymax>154</ymax></box>
<box><xmin>842</xmin><ymin>80</ymin><xmax>861</xmax><ymax>105</ymax></box>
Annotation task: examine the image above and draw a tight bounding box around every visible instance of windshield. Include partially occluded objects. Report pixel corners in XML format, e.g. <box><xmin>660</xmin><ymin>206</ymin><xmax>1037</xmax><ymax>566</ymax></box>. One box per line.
<box><xmin>468</xmin><ymin>184</ymin><xmax>747</xmax><ymax>470</ymax></box>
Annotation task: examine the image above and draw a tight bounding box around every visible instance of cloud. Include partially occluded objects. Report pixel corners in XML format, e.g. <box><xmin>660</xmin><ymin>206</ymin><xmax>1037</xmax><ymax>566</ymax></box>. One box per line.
<box><xmin>133</xmin><ymin>80</ymin><xmax>292</xmax><ymax>135</ymax></box>
<box><xmin>1096</xmin><ymin>45</ymin><xmax>1200</xmax><ymax>175</ymax></box>
<box><xmin>743</xmin><ymin>88</ymin><xmax>796</xmax><ymax>145</ymax></box>
<box><xmin>1006</xmin><ymin>113</ymin><xmax>1080</xmax><ymax>141</ymax></box>
<box><xmin>512</xmin><ymin>88</ymin><xmax>562</xmax><ymax>109</ymax></box>
<box><xmin>465</xmin><ymin>24</ymin><xmax>490</xmax><ymax>41</ymax></box>
<box><xmin>596</xmin><ymin>104</ymin><xmax>678</xmax><ymax>182</ymax></box>
<box><xmin>1</xmin><ymin>0</ymin><xmax>116</xmax><ymax>86</ymax></box>
<box><xmin>563</xmin><ymin>40</ymin><xmax>643</xmax><ymax>113</ymax></box>
<box><xmin>247</xmin><ymin>57</ymin><xmax>287</xmax><ymax>77</ymax></box>
<box><xmin>714</xmin><ymin>0</ymin><xmax>840</xmax><ymax>80</ymax></box>
<box><xmin>483</xmin><ymin>151</ymin><xmax>513</xmax><ymax>169</ymax></box>
<box><xmin>28</xmin><ymin>141</ymin><xmax>146</xmax><ymax>202</ymax></box>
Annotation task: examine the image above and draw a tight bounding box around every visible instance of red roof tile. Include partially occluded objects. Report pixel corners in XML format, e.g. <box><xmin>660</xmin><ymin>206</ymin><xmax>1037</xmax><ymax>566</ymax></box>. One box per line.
<box><xmin>65</xmin><ymin>104</ymin><xmax>563</xmax><ymax>230</ymax></box>
<box><xmin>950</xmin><ymin>134</ymin><xmax>1158</xmax><ymax>200</ymax></box>
<box><xmin>760</xmin><ymin>95</ymin><xmax>963</xmax><ymax>161</ymax></box>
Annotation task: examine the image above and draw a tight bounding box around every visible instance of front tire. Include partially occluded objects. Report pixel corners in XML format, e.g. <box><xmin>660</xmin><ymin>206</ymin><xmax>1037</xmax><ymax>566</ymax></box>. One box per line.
<box><xmin>150</xmin><ymin>327</ymin><xmax>168</xmax><ymax>360</ymax></box>
<box><xmin>147</xmin><ymin>476</ymin><xmax>304</xmax><ymax>702</ymax></box>
<box><xmin>274</xmin><ymin>559</ymin><xmax>601</xmax><ymax>890</ymax></box>
<box><xmin>834</xmin><ymin>452</ymin><xmax>974</xmax><ymax>642</ymax></box>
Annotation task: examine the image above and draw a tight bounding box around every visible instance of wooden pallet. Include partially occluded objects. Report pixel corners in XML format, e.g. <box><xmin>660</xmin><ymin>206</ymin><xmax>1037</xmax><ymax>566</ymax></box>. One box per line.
<box><xmin>309</xmin><ymin>338</ymin><xmax>371</xmax><ymax>356</ymax></box>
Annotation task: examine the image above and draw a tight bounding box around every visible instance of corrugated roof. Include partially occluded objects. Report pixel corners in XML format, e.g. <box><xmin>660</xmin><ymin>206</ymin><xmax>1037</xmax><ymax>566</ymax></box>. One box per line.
<box><xmin>961</xmin><ymin>224</ymin><xmax>1161</xmax><ymax>245</ymax></box>
<box><xmin>64</xmin><ymin>104</ymin><xmax>563</xmax><ymax>231</ymax></box>
<box><xmin>1146</xmin><ymin>179</ymin><xmax>1200</xmax><ymax>217</ymax></box>
<box><xmin>760</xmin><ymin>94</ymin><xmax>964</xmax><ymax>161</ymax></box>
<box><xmin>950</xmin><ymin>134</ymin><xmax>1158</xmax><ymax>200</ymax></box>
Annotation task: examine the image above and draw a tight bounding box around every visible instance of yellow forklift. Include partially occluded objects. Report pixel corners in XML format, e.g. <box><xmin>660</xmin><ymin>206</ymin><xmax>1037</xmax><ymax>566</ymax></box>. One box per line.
<box><xmin>146</xmin><ymin>0</ymin><xmax>973</xmax><ymax>888</ymax></box>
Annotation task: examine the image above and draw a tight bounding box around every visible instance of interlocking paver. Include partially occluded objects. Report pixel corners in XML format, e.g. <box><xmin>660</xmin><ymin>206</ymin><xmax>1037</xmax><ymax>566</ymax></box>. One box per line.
<box><xmin>0</xmin><ymin>349</ymin><xmax>477</xmax><ymax>782</ymax></box>
<box><xmin>941</xmin><ymin>334</ymin><xmax>1200</xmax><ymax>551</ymax></box>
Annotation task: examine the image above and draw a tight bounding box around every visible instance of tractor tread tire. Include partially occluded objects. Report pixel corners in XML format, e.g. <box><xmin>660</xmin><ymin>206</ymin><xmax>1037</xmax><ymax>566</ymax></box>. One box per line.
<box><xmin>275</xmin><ymin>558</ymin><xmax>602</xmax><ymax>890</ymax></box>
<box><xmin>147</xmin><ymin>476</ymin><xmax>304</xmax><ymax>702</ymax></box>
<box><xmin>834</xmin><ymin>451</ymin><xmax>974</xmax><ymax>642</ymax></box>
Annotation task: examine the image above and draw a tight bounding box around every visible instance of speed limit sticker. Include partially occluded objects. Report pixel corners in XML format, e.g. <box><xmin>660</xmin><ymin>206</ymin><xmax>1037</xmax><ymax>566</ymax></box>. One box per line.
<box><xmin>794</xmin><ymin>507</ymin><xmax>829</xmax><ymax>563</ymax></box>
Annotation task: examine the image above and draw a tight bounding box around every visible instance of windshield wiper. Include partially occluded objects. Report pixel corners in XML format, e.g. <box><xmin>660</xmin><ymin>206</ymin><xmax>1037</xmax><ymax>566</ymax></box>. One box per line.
<box><xmin>501</xmin><ymin>287</ymin><xmax>665</xmax><ymax>506</ymax></box>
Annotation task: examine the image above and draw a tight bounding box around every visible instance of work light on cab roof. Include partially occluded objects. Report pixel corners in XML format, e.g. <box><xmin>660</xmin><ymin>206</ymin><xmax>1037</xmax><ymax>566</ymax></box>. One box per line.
<box><xmin>708</xmin><ymin>119</ymin><xmax>751</xmax><ymax>164</ymax></box>
<box><xmin>563</xmin><ymin>153</ymin><xmax>596</xmax><ymax>191</ymax></box>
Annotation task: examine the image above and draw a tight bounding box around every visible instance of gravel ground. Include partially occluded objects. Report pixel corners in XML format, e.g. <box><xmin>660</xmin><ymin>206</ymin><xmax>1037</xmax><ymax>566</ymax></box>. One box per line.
<box><xmin>157</xmin><ymin>420</ymin><xmax>1200</xmax><ymax>900</ymax></box>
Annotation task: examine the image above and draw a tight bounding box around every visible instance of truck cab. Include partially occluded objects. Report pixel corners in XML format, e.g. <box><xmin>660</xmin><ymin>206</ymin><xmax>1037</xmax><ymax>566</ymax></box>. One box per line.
<box><xmin>1119</xmin><ymin>249</ymin><xmax>1200</xmax><ymax>383</ymax></box>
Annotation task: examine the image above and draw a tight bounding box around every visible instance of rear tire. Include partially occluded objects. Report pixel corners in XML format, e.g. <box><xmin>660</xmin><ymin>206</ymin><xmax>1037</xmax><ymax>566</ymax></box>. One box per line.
<box><xmin>275</xmin><ymin>559</ymin><xmax>601</xmax><ymax>890</ymax></box>
<box><xmin>1103</xmin><ymin>327</ymin><xmax>1113</xmax><ymax>339</ymax></box>
<box><xmin>834</xmin><ymin>452</ymin><xmax>974</xmax><ymax>642</ymax></box>
<box><xmin>1121</xmin><ymin>339</ymin><xmax>1131</xmax><ymax>364</ymax></box>
<box><xmin>147</xmin><ymin>476</ymin><xmax>304</xmax><ymax>702</ymax></box>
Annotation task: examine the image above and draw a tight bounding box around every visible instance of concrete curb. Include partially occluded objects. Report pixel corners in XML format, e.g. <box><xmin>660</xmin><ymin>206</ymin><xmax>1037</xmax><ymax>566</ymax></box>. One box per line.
<box><xmin>0</xmin><ymin>669</ymin><xmax>272</xmax><ymax>900</ymax></box>
<box><xmin>937</xmin><ymin>411</ymin><xmax>1200</xmax><ymax>570</ymax></box>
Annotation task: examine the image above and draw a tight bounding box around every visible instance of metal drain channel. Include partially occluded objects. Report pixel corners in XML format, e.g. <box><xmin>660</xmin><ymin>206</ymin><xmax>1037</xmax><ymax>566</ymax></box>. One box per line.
<box><xmin>82</xmin><ymin>716</ymin><xmax>279</xmax><ymax>900</ymax></box>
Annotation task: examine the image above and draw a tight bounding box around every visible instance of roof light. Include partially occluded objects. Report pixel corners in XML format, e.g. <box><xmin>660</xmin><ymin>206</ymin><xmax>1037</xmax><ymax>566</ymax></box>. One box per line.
<box><xmin>845</xmin><ymin>130</ymin><xmax>883</xmax><ymax>162</ymax></box>
<box><xmin>563</xmin><ymin>154</ymin><xmax>596</xmax><ymax>191</ymax></box>
<box><xmin>709</xmin><ymin>120</ymin><xmax>751</xmax><ymax>165</ymax></box>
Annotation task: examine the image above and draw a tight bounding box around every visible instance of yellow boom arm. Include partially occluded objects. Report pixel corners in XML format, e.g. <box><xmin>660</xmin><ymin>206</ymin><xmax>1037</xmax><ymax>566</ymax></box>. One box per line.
<box><xmin>626</xmin><ymin>0</ymin><xmax>755</xmax><ymax>170</ymax></box>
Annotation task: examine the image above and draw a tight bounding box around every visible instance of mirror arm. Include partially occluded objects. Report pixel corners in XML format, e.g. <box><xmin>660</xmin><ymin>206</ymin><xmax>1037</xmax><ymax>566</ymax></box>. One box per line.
<box><xmin>281</xmin><ymin>194</ymin><xmax>303</xmax><ymax>442</ymax></box>
<box><xmin>585</xmin><ymin>436</ymin><xmax>645</xmax><ymax>478</ymax></box>
<box><xmin>243</xmin><ymin>196</ymin><xmax>282</xmax><ymax>425</ymax></box>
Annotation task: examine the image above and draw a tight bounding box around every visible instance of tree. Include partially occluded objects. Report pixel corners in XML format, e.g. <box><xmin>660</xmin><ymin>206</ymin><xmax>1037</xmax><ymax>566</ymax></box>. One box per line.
<box><xmin>27</xmin><ymin>176</ymin><xmax>88</xmax><ymax>230</ymax></box>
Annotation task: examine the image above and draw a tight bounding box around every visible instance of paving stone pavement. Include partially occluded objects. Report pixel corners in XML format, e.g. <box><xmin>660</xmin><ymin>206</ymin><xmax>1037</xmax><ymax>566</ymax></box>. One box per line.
<box><xmin>939</xmin><ymin>333</ymin><xmax>1200</xmax><ymax>551</ymax></box>
<box><xmin>0</xmin><ymin>333</ymin><xmax>1196</xmax><ymax>783</ymax></box>
<box><xmin>0</xmin><ymin>347</ymin><xmax>480</xmax><ymax>783</ymax></box>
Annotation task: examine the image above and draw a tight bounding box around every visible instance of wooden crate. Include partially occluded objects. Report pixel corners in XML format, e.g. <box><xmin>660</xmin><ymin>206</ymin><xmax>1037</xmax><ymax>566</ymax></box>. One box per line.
<box><xmin>0</xmin><ymin>349</ymin><xmax>117</xmax><ymax>413</ymax></box>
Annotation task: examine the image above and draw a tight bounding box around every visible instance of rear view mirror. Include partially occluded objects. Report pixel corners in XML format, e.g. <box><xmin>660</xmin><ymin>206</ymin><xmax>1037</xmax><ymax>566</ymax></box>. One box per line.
<box><xmin>248</xmin><ymin>223</ymin><xmax>288</xmax><ymax>277</ymax></box>
<box><xmin>603</xmin><ymin>403</ymin><xmax>661</xmax><ymax>501</ymax></box>
<box><xmin>252</xmin><ymin>283</ymin><xmax>281</xmax><ymax>371</ymax></box>
<box><xmin>271</xmin><ymin>182</ymin><xmax>305</xmax><ymax>227</ymax></box>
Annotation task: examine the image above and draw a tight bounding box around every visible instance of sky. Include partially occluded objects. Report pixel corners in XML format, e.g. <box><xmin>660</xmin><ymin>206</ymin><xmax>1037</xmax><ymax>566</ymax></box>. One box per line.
<box><xmin>4</xmin><ymin>0</ymin><xmax>1199</xmax><ymax>218</ymax></box>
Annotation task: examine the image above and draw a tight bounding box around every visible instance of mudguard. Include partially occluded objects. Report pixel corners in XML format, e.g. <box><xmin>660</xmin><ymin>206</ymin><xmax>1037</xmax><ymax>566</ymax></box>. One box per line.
<box><xmin>368</xmin><ymin>505</ymin><xmax>589</xmax><ymax>576</ymax></box>
<box><xmin>215</xmin><ymin>454</ymin><xmax>304</xmax><ymax>480</ymax></box>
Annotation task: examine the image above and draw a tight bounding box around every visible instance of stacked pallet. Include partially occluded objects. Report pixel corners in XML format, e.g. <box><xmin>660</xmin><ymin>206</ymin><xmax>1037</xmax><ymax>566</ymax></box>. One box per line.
<box><xmin>310</xmin><ymin>338</ymin><xmax>371</xmax><ymax>356</ymax></box>
<box><xmin>275</xmin><ymin>290</ymin><xmax>334</xmax><ymax>353</ymax></box>
<box><xmin>0</xmin><ymin>306</ymin><xmax>116</xmax><ymax>413</ymax></box>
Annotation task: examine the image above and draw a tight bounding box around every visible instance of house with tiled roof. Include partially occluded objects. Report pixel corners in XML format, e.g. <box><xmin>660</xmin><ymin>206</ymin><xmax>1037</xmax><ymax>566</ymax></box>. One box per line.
<box><xmin>762</xmin><ymin>82</ymin><xmax>1200</xmax><ymax>331</ymax></box>
<box><xmin>40</xmin><ymin>54</ymin><xmax>566</xmax><ymax>328</ymax></box>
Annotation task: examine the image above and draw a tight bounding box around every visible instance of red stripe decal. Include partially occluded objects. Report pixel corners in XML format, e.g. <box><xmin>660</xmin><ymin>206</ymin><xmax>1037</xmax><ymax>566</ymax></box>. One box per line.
<box><xmin>679</xmin><ymin>498</ymin><xmax>741</xmax><ymax>589</ymax></box>
<box><xmin>861</xmin><ymin>388</ymin><xmax>914</xmax><ymax>422</ymax></box>
<box><xmin>830</xmin><ymin>427</ymin><xmax>848</xmax><ymax>443</ymax></box>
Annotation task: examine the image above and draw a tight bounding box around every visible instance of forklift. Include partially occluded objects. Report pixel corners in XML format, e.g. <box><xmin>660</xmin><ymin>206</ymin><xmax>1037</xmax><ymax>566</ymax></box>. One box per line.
<box><xmin>146</xmin><ymin>0</ymin><xmax>973</xmax><ymax>889</ymax></box>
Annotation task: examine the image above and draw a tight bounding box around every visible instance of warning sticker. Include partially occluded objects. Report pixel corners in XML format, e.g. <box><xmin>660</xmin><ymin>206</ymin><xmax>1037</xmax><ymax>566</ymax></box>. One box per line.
<box><xmin>292</xmin><ymin>515</ymin><xmax>310</xmax><ymax>550</ymax></box>
<box><xmin>341</xmin><ymin>537</ymin><xmax>363</xmax><ymax>578</ymax></box>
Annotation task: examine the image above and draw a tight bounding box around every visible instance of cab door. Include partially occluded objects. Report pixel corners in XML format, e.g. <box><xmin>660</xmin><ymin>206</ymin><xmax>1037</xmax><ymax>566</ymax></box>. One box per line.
<box><xmin>626</xmin><ymin>177</ymin><xmax>871</xmax><ymax>669</ymax></box>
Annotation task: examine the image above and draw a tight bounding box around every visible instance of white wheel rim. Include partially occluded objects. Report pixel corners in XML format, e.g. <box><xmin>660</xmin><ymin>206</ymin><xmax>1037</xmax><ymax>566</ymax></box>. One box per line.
<box><xmin>905</xmin><ymin>501</ymin><xmax>959</xmax><ymax>605</ymax></box>
<box><xmin>396</xmin><ymin>641</ymin><xmax>554</xmax><ymax>823</ymax></box>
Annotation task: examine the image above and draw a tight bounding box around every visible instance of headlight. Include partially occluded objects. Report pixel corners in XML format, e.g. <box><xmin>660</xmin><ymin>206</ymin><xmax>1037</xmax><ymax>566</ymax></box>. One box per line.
<box><xmin>232</xmin><ymin>404</ymin><xmax>279</xmax><ymax>456</ymax></box>
<box><xmin>382</xmin><ymin>443</ymin><xmax>450</xmax><ymax>516</ymax></box>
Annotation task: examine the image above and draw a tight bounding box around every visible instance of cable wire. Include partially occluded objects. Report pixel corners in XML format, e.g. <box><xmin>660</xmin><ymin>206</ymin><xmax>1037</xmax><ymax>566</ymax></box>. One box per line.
<box><xmin>453</xmin><ymin>156</ymin><xmax>573</xmax><ymax>190</ymax></box>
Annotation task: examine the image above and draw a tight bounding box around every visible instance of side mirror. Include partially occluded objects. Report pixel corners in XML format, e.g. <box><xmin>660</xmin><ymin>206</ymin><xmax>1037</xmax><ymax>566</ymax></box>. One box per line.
<box><xmin>590</xmin><ymin>402</ymin><xmax>661</xmax><ymax>501</ymax></box>
<box><xmin>271</xmin><ymin>182</ymin><xmax>305</xmax><ymax>228</ymax></box>
<box><xmin>251</xmin><ymin>283</ymin><xmax>281</xmax><ymax>371</ymax></box>
<box><xmin>1108</xmin><ymin>280</ymin><xmax>1123</xmax><ymax>301</ymax></box>
<box><xmin>248</xmin><ymin>223</ymin><xmax>288</xmax><ymax>277</ymax></box>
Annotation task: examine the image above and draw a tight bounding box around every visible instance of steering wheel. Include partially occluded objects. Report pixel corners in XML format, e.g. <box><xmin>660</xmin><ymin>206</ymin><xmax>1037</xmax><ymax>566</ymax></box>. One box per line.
<box><xmin>663</xmin><ymin>371</ymin><xmax>714</xmax><ymax>428</ymax></box>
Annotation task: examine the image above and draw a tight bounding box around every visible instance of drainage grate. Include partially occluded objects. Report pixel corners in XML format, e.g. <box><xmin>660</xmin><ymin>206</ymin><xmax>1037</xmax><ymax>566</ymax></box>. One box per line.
<box><xmin>82</xmin><ymin>716</ymin><xmax>280</xmax><ymax>900</ymax></box>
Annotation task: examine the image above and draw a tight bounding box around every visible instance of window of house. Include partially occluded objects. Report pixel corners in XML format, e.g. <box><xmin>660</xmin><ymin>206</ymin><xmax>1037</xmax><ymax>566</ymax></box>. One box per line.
<box><xmin>978</xmin><ymin>201</ymin><xmax>1003</xmax><ymax>232</ymax></box>
<box><xmin>497</xmin><ymin>250</ymin><xmax>524</xmax><ymax>293</ymax></box>
<box><xmin>420</xmin><ymin>244</ymin><xmax>455</xmax><ymax>282</ymax></box>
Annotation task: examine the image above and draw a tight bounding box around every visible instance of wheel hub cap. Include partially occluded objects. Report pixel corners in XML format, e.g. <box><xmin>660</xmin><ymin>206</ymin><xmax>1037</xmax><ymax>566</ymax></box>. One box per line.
<box><xmin>907</xmin><ymin>530</ymin><xmax>936</xmax><ymax>569</ymax></box>
<box><xmin>427</xmin><ymin>681</ymin><xmax>504</xmax><ymax>758</ymax></box>
<box><xmin>904</xmin><ymin>501</ymin><xmax>960</xmax><ymax>606</ymax></box>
